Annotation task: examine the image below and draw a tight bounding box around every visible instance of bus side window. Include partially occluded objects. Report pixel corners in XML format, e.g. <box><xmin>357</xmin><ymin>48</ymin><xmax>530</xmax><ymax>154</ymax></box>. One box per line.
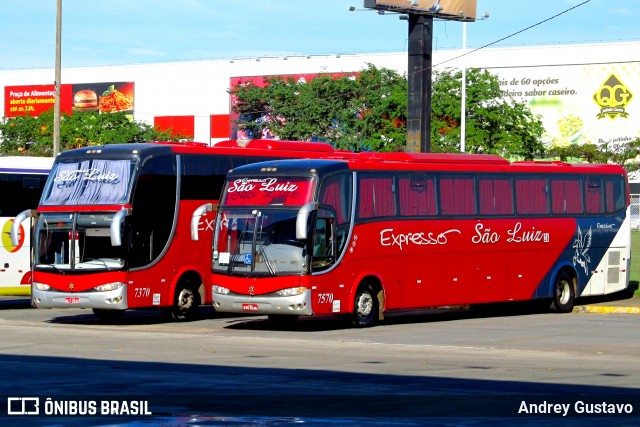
<box><xmin>312</xmin><ymin>209</ymin><xmax>336</xmax><ymax>272</ymax></box>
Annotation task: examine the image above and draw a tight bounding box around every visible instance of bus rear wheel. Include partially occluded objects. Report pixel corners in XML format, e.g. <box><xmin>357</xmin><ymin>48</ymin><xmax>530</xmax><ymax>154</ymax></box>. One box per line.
<box><xmin>172</xmin><ymin>281</ymin><xmax>200</xmax><ymax>321</ymax></box>
<box><xmin>352</xmin><ymin>283</ymin><xmax>379</xmax><ymax>328</ymax></box>
<box><xmin>550</xmin><ymin>271</ymin><xmax>575</xmax><ymax>313</ymax></box>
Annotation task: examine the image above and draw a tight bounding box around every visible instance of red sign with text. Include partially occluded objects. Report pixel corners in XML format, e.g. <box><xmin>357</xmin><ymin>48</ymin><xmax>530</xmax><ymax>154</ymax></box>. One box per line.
<box><xmin>4</xmin><ymin>82</ymin><xmax>134</xmax><ymax>118</ymax></box>
<box><xmin>223</xmin><ymin>177</ymin><xmax>315</xmax><ymax>206</ymax></box>
<box><xmin>4</xmin><ymin>84</ymin><xmax>73</xmax><ymax>117</ymax></box>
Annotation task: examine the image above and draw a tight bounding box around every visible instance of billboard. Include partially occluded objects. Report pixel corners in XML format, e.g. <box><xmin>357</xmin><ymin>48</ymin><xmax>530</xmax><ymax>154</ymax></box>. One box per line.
<box><xmin>495</xmin><ymin>62</ymin><xmax>639</xmax><ymax>148</ymax></box>
<box><xmin>4</xmin><ymin>82</ymin><xmax>134</xmax><ymax>118</ymax></box>
<box><xmin>365</xmin><ymin>0</ymin><xmax>477</xmax><ymax>21</ymax></box>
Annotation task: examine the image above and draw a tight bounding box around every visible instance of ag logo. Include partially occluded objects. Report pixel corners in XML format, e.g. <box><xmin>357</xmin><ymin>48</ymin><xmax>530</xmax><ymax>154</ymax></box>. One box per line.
<box><xmin>593</xmin><ymin>74</ymin><xmax>633</xmax><ymax>119</ymax></box>
<box><xmin>2</xmin><ymin>219</ymin><xmax>25</xmax><ymax>253</ymax></box>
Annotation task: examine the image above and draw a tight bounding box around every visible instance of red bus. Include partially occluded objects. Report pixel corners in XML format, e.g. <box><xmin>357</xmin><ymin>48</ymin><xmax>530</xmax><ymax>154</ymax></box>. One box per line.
<box><xmin>11</xmin><ymin>140</ymin><xmax>340</xmax><ymax>321</ymax></box>
<box><xmin>207</xmin><ymin>153</ymin><xmax>631</xmax><ymax>327</ymax></box>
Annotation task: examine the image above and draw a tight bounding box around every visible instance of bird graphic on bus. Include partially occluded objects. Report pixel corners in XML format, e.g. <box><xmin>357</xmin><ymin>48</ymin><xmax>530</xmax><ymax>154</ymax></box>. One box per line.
<box><xmin>572</xmin><ymin>226</ymin><xmax>592</xmax><ymax>275</ymax></box>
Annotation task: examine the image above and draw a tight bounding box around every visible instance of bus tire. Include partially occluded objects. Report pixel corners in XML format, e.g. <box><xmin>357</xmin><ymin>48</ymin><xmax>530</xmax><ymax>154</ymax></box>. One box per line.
<box><xmin>172</xmin><ymin>280</ymin><xmax>201</xmax><ymax>321</ymax></box>
<box><xmin>92</xmin><ymin>308</ymin><xmax>124</xmax><ymax>322</ymax></box>
<box><xmin>550</xmin><ymin>271</ymin><xmax>575</xmax><ymax>313</ymax></box>
<box><xmin>352</xmin><ymin>283</ymin><xmax>379</xmax><ymax>328</ymax></box>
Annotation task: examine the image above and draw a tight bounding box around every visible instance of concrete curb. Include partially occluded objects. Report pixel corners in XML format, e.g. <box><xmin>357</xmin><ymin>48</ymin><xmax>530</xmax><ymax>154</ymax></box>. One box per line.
<box><xmin>573</xmin><ymin>305</ymin><xmax>640</xmax><ymax>315</ymax></box>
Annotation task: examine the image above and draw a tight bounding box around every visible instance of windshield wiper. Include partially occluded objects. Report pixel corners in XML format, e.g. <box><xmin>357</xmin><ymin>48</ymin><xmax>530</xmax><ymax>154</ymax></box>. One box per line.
<box><xmin>228</xmin><ymin>217</ymin><xmax>250</xmax><ymax>274</ymax></box>
<box><xmin>36</xmin><ymin>264</ymin><xmax>63</xmax><ymax>274</ymax></box>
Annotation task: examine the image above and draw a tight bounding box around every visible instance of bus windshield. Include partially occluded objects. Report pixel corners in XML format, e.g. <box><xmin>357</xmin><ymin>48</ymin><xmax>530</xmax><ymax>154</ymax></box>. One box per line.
<box><xmin>213</xmin><ymin>208</ymin><xmax>307</xmax><ymax>276</ymax></box>
<box><xmin>35</xmin><ymin>212</ymin><xmax>126</xmax><ymax>271</ymax></box>
<box><xmin>41</xmin><ymin>159</ymin><xmax>136</xmax><ymax>206</ymax></box>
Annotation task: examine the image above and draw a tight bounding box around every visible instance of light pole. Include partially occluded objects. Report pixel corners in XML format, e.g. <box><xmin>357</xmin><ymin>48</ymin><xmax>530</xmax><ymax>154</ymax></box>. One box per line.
<box><xmin>53</xmin><ymin>0</ymin><xmax>62</xmax><ymax>156</ymax></box>
<box><xmin>460</xmin><ymin>21</ymin><xmax>467</xmax><ymax>152</ymax></box>
<box><xmin>460</xmin><ymin>12</ymin><xmax>489</xmax><ymax>153</ymax></box>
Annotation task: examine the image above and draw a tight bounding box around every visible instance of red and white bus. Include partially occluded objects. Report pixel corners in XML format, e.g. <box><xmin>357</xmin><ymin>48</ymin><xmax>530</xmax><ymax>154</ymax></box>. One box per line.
<box><xmin>0</xmin><ymin>156</ymin><xmax>52</xmax><ymax>295</ymax></box>
<box><xmin>207</xmin><ymin>153</ymin><xmax>631</xmax><ymax>326</ymax></box>
<box><xmin>11</xmin><ymin>140</ymin><xmax>340</xmax><ymax>320</ymax></box>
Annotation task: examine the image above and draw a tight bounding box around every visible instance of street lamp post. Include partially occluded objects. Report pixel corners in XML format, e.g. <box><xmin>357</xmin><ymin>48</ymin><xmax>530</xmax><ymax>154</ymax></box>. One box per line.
<box><xmin>53</xmin><ymin>0</ymin><xmax>62</xmax><ymax>156</ymax></box>
<box><xmin>460</xmin><ymin>21</ymin><xmax>467</xmax><ymax>153</ymax></box>
<box><xmin>460</xmin><ymin>12</ymin><xmax>489</xmax><ymax>153</ymax></box>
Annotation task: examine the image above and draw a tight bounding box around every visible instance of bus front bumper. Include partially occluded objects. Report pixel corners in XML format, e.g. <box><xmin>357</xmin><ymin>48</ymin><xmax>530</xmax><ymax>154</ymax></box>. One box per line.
<box><xmin>212</xmin><ymin>288</ymin><xmax>313</xmax><ymax>316</ymax></box>
<box><xmin>31</xmin><ymin>287</ymin><xmax>128</xmax><ymax>310</ymax></box>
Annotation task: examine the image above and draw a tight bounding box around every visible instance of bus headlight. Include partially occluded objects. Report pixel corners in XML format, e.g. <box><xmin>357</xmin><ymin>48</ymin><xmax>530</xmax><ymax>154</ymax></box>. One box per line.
<box><xmin>93</xmin><ymin>282</ymin><xmax>124</xmax><ymax>292</ymax></box>
<box><xmin>275</xmin><ymin>287</ymin><xmax>307</xmax><ymax>297</ymax></box>
<box><xmin>212</xmin><ymin>285</ymin><xmax>230</xmax><ymax>295</ymax></box>
<box><xmin>33</xmin><ymin>282</ymin><xmax>51</xmax><ymax>291</ymax></box>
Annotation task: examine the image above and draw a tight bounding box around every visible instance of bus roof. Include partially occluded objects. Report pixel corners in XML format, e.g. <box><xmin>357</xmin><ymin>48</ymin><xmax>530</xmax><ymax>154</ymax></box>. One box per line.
<box><xmin>226</xmin><ymin>154</ymin><xmax>627</xmax><ymax>177</ymax></box>
<box><xmin>53</xmin><ymin>140</ymin><xmax>339</xmax><ymax>162</ymax></box>
<box><xmin>0</xmin><ymin>156</ymin><xmax>54</xmax><ymax>174</ymax></box>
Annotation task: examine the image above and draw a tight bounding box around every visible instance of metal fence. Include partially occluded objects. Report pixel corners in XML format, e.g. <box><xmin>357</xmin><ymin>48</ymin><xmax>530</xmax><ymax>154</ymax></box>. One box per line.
<box><xmin>631</xmin><ymin>194</ymin><xmax>640</xmax><ymax>230</ymax></box>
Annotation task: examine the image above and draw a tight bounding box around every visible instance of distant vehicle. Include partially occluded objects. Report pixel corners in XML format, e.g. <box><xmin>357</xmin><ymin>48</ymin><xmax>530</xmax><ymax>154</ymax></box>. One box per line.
<box><xmin>0</xmin><ymin>156</ymin><xmax>52</xmax><ymax>295</ymax></box>
<box><xmin>11</xmin><ymin>140</ymin><xmax>340</xmax><ymax>320</ymax></box>
<box><xmin>206</xmin><ymin>154</ymin><xmax>631</xmax><ymax>327</ymax></box>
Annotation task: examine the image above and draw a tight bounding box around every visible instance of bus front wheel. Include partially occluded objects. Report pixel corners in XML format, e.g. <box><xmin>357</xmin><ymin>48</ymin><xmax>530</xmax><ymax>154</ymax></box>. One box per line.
<box><xmin>352</xmin><ymin>283</ymin><xmax>379</xmax><ymax>328</ymax></box>
<box><xmin>550</xmin><ymin>271</ymin><xmax>575</xmax><ymax>313</ymax></box>
<box><xmin>172</xmin><ymin>281</ymin><xmax>200</xmax><ymax>321</ymax></box>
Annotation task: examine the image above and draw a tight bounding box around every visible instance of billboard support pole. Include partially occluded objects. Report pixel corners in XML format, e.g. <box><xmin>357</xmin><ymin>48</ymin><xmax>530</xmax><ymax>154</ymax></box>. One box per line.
<box><xmin>406</xmin><ymin>13</ymin><xmax>433</xmax><ymax>153</ymax></box>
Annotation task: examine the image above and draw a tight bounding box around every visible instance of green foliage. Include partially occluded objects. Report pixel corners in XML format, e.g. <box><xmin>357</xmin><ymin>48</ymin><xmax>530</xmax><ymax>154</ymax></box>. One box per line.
<box><xmin>547</xmin><ymin>137</ymin><xmax>640</xmax><ymax>175</ymax></box>
<box><xmin>431</xmin><ymin>68</ymin><xmax>546</xmax><ymax>159</ymax></box>
<box><xmin>0</xmin><ymin>109</ymin><xmax>182</xmax><ymax>156</ymax></box>
<box><xmin>230</xmin><ymin>64</ymin><xmax>407</xmax><ymax>151</ymax></box>
<box><xmin>231</xmin><ymin>65</ymin><xmax>548</xmax><ymax>158</ymax></box>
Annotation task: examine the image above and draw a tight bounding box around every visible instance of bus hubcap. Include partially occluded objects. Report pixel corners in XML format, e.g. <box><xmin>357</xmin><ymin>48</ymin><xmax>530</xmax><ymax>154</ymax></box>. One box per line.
<box><xmin>357</xmin><ymin>293</ymin><xmax>373</xmax><ymax>317</ymax></box>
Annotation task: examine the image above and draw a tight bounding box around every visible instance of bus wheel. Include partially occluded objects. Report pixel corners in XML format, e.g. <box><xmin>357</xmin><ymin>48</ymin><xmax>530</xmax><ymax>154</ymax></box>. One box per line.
<box><xmin>172</xmin><ymin>281</ymin><xmax>200</xmax><ymax>321</ymax></box>
<box><xmin>550</xmin><ymin>271</ymin><xmax>575</xmax><ymax>313</ymax></box>
<box><xmin>92</xmin><ymin>309</ymin><xmax>124</xmax><ymax>322</ymax></box>
<box><xmin>352</xmin><ymin>283</ymin><xmax>379</xmax><ymax>328</ymax></box>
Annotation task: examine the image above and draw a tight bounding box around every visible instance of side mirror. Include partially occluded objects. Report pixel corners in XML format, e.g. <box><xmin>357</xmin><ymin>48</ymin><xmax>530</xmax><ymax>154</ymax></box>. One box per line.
<box><xmin>110</xmin><ymin>209</ymin><xmax>131</xmax><ymax>247</ymax></box>
<box><xmin>191</xmin><ymin>203</ymin><xmax>217</xmax><ymax>241</ymax></box>
<box><xmin>11</xmin><ymin>209</ymin><xmax>35</xmax><ymax>246</ymax></box>
<box><xmin>296</xmin><ymin>202</ymin><xmax>318</xmax><ymax>240</ymax></box>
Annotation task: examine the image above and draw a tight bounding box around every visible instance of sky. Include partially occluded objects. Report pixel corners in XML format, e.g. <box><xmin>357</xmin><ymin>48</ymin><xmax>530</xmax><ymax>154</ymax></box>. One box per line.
<box><xmin>0</xmin><ymin>0</ymin><xmax>638</xmax><ymax>70</ymax></box>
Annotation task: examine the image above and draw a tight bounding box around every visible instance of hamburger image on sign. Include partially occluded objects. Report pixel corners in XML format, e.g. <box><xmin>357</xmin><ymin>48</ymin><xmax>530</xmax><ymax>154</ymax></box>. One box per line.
<box><xmin>73</xmin><ymin>89</ymin><xmax>98</xmax><ymax>111</ymax></box>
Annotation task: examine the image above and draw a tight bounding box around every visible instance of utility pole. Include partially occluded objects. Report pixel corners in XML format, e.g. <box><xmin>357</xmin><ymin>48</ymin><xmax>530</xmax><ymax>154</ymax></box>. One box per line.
<box><xmin>53</xmin><ymin>0</ymin><xmax>62</xmax><ymax>156</ymax></box>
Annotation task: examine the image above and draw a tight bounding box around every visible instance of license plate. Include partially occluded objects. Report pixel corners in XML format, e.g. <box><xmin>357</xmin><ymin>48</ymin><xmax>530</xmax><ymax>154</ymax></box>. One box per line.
<box><xmin>64</xmin><ymin>297</ymin><xmax>80</xmax><ymax>304</ymax></box>
<box><xmin>242</xmin><ymin>303</ymin><xmax>259</xmax><ymax>312</ymax></box>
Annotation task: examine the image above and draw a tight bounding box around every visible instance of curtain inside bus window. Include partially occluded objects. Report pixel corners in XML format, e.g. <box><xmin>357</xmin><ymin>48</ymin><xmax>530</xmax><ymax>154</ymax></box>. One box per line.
<box><xmin>605</xmin><ymin>176</ymin><xmax>626</xmax><ymax>213</ymax></box>
<box><xmin>357</xmin><ymin>174</ymin><xmax>396</xmax><ymax>219</ymax></box>
<box><xmin>398</xmin><ymin>173</ymin><xmax>436</xmax><ymax>216</ymax></box>
<box><xmin>515</xmin><ymin>176</ymin><xmax>549</xmax><ymax>215</ymax></box>
<box><xmin>478</xmin><ymin>176</ymin><xmax>513</xmax><ymax>215</ymax></box>
<box><xmin>320</xmin><ymin>173</ymin><xmax>352</xmax><ymax>225</ymax></box>
<box><xmin>551</xmin><ymin>177</ymin><xmax>583</xmax><ymax>214</ymax></box>
<box><xmin>585</xmin><ymin>176</ymin><xmax>604</xmax><ymax>214</ymax></box>
<box><xmin>320</xmin><ymin>179</ymin><xmax>344</xmax><ymax>223</ymax></box>
<box><xmin>42</xmin><ymin>160</ymin><xmax>132</xmax><ymax>205</ymax></box>
<box><xmin>439</xmin><ymin>175</ymin><xmax>475</xmax><ymax>216</ymax></box>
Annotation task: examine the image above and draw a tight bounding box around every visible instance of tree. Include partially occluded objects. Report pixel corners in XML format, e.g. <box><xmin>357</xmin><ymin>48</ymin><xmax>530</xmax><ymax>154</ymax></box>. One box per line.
<box><xmin>547</xmin><ymin>138</ymin><xmax>640</xmax><ymax>176</ymax></box>
<box><xmin>0</xmin><ymin>110</ymin><xmax>181</xmax><ymax>156</ymax></box>
<box><xmin>431</xmin><ymin>68</ymin><xmax>546</xmax><ymax>159</ymax></box>
<box><xmin>230</xmin><ymin>64</ymin><xmax>407</xmax><ymax>151</ymax></box>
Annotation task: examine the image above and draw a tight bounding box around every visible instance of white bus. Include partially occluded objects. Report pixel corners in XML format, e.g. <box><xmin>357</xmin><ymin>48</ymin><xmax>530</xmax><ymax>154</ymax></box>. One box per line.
<box><xmin>0</xmin><ymin>156</ymin><xmax>52</xmax><ymax>295</ymax></box>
